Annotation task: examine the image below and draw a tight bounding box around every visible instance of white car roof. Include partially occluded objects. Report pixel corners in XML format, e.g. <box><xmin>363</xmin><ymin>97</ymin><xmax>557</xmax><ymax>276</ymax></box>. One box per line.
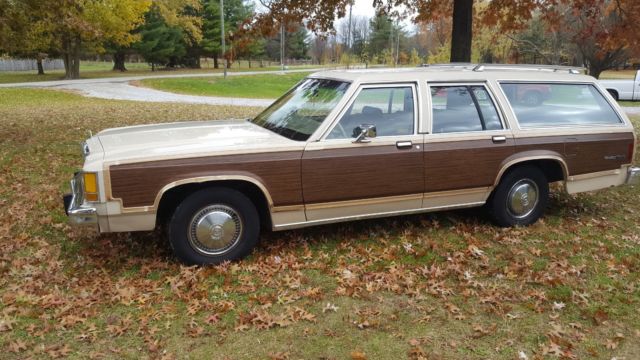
<box><xmin>309</xmin><ymin>65</ymin><xmax>595</xmax><ymax>84</ymax></box>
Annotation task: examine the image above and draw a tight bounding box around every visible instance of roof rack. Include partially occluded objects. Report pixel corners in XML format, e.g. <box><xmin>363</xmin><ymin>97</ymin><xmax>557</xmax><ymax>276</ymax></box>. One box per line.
<box><xmin>419</xmin><ymin>63</ymin><xmax>584</xmax><ymax>74</ymax></box>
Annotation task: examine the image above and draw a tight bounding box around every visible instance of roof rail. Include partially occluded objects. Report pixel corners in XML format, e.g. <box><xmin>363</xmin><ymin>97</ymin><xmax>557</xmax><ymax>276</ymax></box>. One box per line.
<box><xmin>419</xmin><ymin>63</ymin><xmax>584</xmax><ymax>74</ymax></box>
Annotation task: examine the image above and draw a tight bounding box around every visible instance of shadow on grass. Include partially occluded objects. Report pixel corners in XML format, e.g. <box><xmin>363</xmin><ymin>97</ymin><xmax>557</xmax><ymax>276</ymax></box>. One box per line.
<box><xmin>69</xmin><ymin>190</ymin><xmax>605</xmax><ymax>267</ymax></box>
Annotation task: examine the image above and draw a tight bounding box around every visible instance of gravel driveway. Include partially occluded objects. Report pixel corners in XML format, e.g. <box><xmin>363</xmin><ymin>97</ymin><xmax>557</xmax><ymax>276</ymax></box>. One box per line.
<box><xmin>0</xmin><ymin>69</ymin><xmax>323</xmax><ymax>107</ymax></box>
<box><xmin>57</xmin><ymin>81</ymin><xmax>275</xmax><ymax>107</ymax></box>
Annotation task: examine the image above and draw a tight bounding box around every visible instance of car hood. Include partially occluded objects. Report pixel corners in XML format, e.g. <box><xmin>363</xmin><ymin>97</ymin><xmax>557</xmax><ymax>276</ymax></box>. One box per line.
<box><xmin>93</xmin><ymin>119</ymin><xmax>302</xmax><ymax>164</ymax></box>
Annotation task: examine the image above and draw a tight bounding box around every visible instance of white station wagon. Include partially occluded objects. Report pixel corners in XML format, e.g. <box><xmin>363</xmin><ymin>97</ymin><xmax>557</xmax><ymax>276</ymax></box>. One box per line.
<box><xmin>64</xmin><ymin>64</ymin><xmax>639</xmax><ymax>264</ymax></box>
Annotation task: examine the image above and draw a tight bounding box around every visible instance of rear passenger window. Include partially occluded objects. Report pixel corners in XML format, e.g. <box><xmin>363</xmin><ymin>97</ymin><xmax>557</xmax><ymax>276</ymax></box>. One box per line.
<box><xmin>431</xmin><ymin>86</ymin><xmax>503</xmax><ymax>133</ymax></box>
<box><xmin>499</xmin><ymin>83</ymin><xmax>622</xmax><ymax>128</ymax></box>
<box><xmin>327</xmin><ymin>86</ymin><xmax>414</xmax><ymax>139</ymax></box>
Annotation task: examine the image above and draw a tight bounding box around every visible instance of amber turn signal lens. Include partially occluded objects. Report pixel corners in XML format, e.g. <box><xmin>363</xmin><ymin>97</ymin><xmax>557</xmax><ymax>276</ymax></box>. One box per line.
<box><xmin>83</xmin><ymin>172</ymin><xmax>98</xmax><ymax>201</ymax></box>
<box><xmin>83</xmin><ymin>173</ymin><xmax>97</xmax><ymax>193</ymax></box>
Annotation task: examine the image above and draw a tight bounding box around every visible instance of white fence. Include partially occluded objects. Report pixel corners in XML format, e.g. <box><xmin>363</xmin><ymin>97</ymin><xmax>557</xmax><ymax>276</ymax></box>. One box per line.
<box><xmin>0</xmin><ymin>59</ymin><xmax>65</xmax><ymax>72</ymax></box>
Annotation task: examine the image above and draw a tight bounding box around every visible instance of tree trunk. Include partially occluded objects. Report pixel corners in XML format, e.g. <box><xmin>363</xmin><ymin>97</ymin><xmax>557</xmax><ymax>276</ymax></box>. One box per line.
<box><xmin>113</xmin><ymin>51</ymin><xmax>127</xmax><ymax>72</ymax></box>
<box><xmin>63</xmin><ymin>35</ymin><xmax>82</xmax><ymax>79</ymax></box>
<box><xmin>450</xmin><ymin>0</ymin><xmax>473</xmax><ymax>63</ymax></box>
<box><xmin>588</xmin><ymin>65</ymin><xmax>603</xmax><ymax>79</ymax></box>
<box><xmin>71</xmin><ymin>35</ymin><xmax>81</xmax><ymax>78</ymax></box>
<box><xmin>213</xmin><ymin>54</ymin><xmax>219</xmax><ymax>69</ymax></box>
<box><xmin>36</xmin><ymin>56</ymin><xmax>45</xmax><ymax>75</ymax></box>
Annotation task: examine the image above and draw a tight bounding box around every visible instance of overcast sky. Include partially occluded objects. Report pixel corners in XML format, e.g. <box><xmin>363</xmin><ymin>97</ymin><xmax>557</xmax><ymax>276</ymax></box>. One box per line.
<box><xmin>342</xmin><ymin>0</ymin><xmax>415</xmax><ymax>32</ymax></box>
<box><xmin>350</xmin><ymin>0</ymin><xmax>377</xmax><ymax>18</ymax></box>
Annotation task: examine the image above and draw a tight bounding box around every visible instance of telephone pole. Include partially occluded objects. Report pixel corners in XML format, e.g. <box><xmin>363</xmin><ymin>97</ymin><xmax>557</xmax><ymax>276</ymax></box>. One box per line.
<box><xmin>220</xmin><ymin>0</ymin><xmax>227</xmax><ymax>78</ymax></box>
<box><xmin>280</xmin><ymin>22</ymin><xmax>285</xmax><ymax>71</ymax></box>
<box><xmin>347</xmin><ymin>1</ymin><xmax>353</xmax><ymax>50</ymax></box>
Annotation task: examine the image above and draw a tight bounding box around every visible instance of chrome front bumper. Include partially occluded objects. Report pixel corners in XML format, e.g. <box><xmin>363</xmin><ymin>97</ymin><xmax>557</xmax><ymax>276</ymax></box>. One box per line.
<box><xmin>628</xmin><ymin>167</ymin><xmax>640</xmax><ymax>185</ymax></box>
<box><xmin>63</xmin><ymin>173</ymin><xmax>98</xmax><ymax>227</ymax></box>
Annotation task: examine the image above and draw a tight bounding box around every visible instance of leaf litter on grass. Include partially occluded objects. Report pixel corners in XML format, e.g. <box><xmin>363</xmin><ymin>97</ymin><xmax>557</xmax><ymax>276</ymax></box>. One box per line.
<box><xmin>0</xmin><ymin>89</ymin><xmax>639</xmax><ymax>359</ymax></box>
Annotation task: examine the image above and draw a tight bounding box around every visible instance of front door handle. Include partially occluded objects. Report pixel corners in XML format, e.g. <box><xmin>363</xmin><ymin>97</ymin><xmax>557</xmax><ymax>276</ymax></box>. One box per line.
<box><xmin>492</xmin><ymin>135</ymin><xmax>507</xmax><ymax>144</ymax></box>
<box><xmin>396</xmin><ymin>141</ymin><xmax>413</xmax><ymax>149</ymax></box>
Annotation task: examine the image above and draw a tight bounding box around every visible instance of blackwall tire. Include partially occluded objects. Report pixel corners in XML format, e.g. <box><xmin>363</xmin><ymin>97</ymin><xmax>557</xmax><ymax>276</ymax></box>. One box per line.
<box><xmin>488</xmin><ymin>165</ymin><xmax>549</xmax><ymax>227</ymax></box>
<box><xmin>168</xmin><ymin>187</ymin><xmax>260</xmax><ymax>265</ymax></box>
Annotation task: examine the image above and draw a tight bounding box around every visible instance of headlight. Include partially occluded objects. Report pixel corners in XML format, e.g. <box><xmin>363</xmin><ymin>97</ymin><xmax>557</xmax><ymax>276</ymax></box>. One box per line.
<box><xmin>82</xmin><ymin>141</ymin><xmax>90</xmax><ymax>158</ymax></box>
<box><xmin>83</xmin><ymin>172</ymin><xmax>99</xmax><ymax>202</ymax></box>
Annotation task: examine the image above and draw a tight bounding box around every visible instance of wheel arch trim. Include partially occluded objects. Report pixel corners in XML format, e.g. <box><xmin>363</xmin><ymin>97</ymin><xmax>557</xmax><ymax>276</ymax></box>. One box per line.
<box><xmin>494</xmin><ymin>152</ymin><xmax>569</xmax><ymax>188</ymax></box>
<box><xmin>113</xmin><ymin>175</ymin><xmax>276</xmax><ymax>215</ymax></box>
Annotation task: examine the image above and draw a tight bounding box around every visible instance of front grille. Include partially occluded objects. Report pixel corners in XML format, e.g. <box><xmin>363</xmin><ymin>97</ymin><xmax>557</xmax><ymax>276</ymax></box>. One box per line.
<box><xmin>71</xmin><ymin>172</ymin><xmax>85</xmax><ymax>207</ymax></box>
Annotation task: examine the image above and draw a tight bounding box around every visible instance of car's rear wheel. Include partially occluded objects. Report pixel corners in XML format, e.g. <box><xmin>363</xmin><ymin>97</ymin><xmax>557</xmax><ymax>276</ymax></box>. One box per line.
<box><xmin>168</xmin><ymin>187</ymin><xmax>259</xmax><ymax>265</ymax></box>
<box><xmin>606</xmin><ymin>89</ymin><xmax>619</xmax><ymax>101</ymax></box>
<box><xmin>488</xmin><ymin>165</ymin><xmax>549</xmax><ymax>227</ymax></box>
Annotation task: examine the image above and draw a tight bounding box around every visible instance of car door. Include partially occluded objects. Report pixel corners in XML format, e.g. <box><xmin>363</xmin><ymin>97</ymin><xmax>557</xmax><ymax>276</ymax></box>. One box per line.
<box><xmin>423</xmin><ymin>83</ymin><xmax>515</xmax><ymax>208</ymax></box>
<box><xmin>302</xmin><ymin>83</ymin><xmax>425</xmax><ymax>221</ymax></box>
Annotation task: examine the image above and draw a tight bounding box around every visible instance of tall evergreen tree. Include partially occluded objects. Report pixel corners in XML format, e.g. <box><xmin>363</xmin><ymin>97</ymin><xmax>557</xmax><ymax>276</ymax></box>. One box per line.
<box><xmin>201</xmin><ymin>0</ymin><xmax>253</xmax><ymax>68</ymax></box>
<box><xmin>367</xmin><ymin>15</ymin><xmax>394</xmax><ymax>60</ymax></box>
<box><xmin>286</xmin><ymin>26</ymin><xmax>310</xmax><ymax>59</ymax></box>
<box><xmin>134</xmin><ymin>7</ymin><xmax>186</xmax><ymax>70</ymax></box>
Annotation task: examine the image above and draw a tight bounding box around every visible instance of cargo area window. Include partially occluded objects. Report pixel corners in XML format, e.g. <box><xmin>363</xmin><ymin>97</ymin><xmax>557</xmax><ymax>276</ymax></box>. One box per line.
<box><xmin>499</xmin><ymin>83</ymin><xmax>622</xmax><ymax>128</ymax></box>
<box><xmin>430</xmin><ymin>85</ymin><xmax>503</xmax><ymax>134</ymax></box>
<box><xmin>327</xmin><ymin>86</ymin><xmax>415</xmax><ymax>139</ymax></box>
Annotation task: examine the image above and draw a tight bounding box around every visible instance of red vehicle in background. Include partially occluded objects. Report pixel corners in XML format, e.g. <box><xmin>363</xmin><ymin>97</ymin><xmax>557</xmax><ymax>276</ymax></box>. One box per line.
<box><xmin>504</xmin><ymin>84</ymin><xmax>552</xmax><ymax>106</ymax></box>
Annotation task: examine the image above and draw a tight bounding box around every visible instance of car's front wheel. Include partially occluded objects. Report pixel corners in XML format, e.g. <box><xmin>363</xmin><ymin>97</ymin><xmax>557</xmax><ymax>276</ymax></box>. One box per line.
<box><xmin>168</xmin><ymin>187</ymin><xmax>259</xmax><ymax>265</ymax></box>
<box><xmin>488</xmin><ymin>165</ymin><xmax>549</xmax><ymax>227</ymax></box>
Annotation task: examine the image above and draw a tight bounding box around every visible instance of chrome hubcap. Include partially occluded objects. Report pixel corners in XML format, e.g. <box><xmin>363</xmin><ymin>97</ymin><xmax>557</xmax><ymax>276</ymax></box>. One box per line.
<box><xmin>506</xmin><ymin>179</ymin><xmax>539</xmax><ymax>219</ymax></box>
<box><xmin>188</xmin><ymin>205</ymin><xmax>242</xmax><ymax>256</ymax></box>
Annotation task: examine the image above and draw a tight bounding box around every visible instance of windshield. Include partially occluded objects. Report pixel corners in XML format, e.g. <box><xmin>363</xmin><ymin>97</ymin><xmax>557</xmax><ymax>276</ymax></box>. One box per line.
<box><xmin>251</xmin><ymin>78</ymin><xmax>350</xmax><ymax>141</ymax></box>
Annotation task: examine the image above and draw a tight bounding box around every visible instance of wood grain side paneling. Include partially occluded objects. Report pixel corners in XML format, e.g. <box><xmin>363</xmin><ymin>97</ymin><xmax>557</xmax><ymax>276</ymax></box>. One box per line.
<box><xmin>515</xmin><ymin>133</ymin><xmax>634</xmax><ymax>175</ymax></box>
<box><xmin>424</xmin><ymin>138</ymin><xmax>515</xmax><ymax>192</ymax></box>
<box><xmin>301</xmin><ymin>145</ymin><xmax>424</xmax><ymax>204</ymax></box>
<box><xmin>110</xmin><ymin>151</ymin><xmax>303</xmax><ymax>208</ymax></box>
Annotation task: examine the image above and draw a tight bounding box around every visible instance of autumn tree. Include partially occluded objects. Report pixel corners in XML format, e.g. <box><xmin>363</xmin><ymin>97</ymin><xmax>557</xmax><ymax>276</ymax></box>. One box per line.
<box><xmin>0</xmin><ymin>1</ymin><xmax>57</xmax><ymax>75</ymax></box>
<box><xmin>254</xmin><ymin>0</ymin><xmax>548</xmax><ymax>63</ymax></box>
<box><xmin>561</xmin><ymin>0</ymin><xmax>639</xmax><ymax>78</ymax></box>
<box><xmin>54</xmin><ymin>0</ymin><xmax>151</xmax><ymax>79</ymax></box>
<box><xmin>1</xmin><ymin>1</ymin><xmax>151</xmax><ymax>78</ymax></box>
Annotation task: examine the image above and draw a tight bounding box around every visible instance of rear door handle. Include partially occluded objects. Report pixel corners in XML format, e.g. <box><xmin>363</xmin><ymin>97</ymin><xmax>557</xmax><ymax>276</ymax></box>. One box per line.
<box><xmin>396</xmin><ymin>141</ymin><xmax>413</xmax><ymax>149</ymax></box>
<box><xmin>492</xmin><ymin>136</ymin><xmax>507</xmax><ymax>144</ymax></box>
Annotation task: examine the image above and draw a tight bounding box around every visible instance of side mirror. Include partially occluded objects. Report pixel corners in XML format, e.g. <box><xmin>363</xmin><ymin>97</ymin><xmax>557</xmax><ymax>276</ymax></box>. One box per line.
<box><xmin>353</xmin><ymin>124</ymin><xmax>377</xmax><ymax>143</ymax></box>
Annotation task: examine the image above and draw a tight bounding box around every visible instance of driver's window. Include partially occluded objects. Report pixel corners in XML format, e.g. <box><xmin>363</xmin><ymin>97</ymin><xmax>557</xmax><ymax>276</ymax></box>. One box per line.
<box><xmin>327</xmin><ymin>86</ymin><xmax>415</xmax><ymax>139</ymax></box>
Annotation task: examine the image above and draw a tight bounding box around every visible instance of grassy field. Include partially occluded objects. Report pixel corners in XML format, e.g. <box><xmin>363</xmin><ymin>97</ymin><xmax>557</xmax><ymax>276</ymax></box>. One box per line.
<box><xmin>600</xmin><ymin>69</ymin><xmax>638</xmax><ymax>80</ymax></box>
<box><xmin>0</xmin><ymin>60</ymin><xmax>318</xmax><ymax>84</ymax></box>
<box><xmin>620</xmin><ymin>101</ymin><xmax>640</xmax><ymax>107</ymax></box>
<box><xmin>0</xmin><ymin>88</ymin><xmax>639</xmax><ymax>359</ymax></box>
<box><xmin>138</xmin><ymin>72</ymin><xmax>309</xmax><ymax>99</ymax></box>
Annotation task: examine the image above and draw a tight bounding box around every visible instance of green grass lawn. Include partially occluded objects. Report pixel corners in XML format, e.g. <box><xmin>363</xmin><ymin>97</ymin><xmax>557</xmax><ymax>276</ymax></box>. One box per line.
<box><xmin>139</xmin><ymin>72</ymin><xmax>310</xmax><ymax>99</ymax></box>
<box><xmin>0</xmin><ymin>60</ymin><xmax>320</xmax><ymax>84</ymax></box>
<box><xmin>600</xmin><ymin>69</ymin><xmax>638</xmax><ymax>80</ymax></box>
<box><xmin>0</xmin><ymin>88</ymin><xmax>639</xmax><ymax>359</ymax></box>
